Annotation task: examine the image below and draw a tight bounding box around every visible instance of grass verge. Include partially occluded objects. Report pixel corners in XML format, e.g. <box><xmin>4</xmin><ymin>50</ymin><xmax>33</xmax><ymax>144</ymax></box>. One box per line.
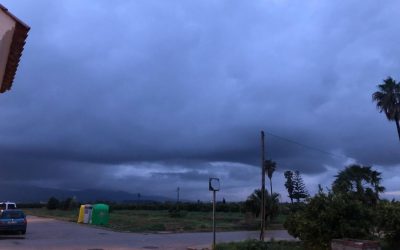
<box><xmin>24</xmin><ymin>208</ymin><xmax>282</xmax><ymax>232</ymax></box>
<box><xmin>216</xmin><ymin>240</ymin><xmax>304</xmax><ymax>250</ymax></box>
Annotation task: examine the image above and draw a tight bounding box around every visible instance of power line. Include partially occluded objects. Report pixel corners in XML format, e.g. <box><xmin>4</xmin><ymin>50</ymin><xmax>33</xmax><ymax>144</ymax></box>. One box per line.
<box><xmin>263</xmin><ymin>130</ymin><xmax>348</xmax><ymax>160</ymax></box>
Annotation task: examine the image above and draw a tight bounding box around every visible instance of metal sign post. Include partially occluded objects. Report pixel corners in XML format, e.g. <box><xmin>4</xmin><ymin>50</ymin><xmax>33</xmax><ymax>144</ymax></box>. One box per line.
<box><xmin>212</xmin><ymin>190</ymin><xmax>216</xmax><ymax>249</ymax></box>
<box><xmin>209</xmin><ymin>177</ymin><xmax>220</xmax><ymax>250</ymax></box>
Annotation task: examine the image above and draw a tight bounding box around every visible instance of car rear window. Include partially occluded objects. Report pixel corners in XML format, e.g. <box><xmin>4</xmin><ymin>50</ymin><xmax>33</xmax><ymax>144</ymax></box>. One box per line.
<box><xmin>1</xmin><ymin>211</ymin><xmax>24</xmax><ymax>219</ymax></box>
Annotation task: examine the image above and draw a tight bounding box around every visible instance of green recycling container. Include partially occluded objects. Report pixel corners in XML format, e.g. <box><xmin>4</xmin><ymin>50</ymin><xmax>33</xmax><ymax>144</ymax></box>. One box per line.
<box><xmin>91</xmin><ymin>204</ymin><xmax>109</xmax><ymax>225</ymax></box>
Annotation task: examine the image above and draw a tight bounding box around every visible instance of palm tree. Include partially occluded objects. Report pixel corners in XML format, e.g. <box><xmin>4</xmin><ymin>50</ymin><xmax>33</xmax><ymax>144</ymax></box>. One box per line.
<box><xmin>264</xmin><ymin>160</ymin><xmax>276</xmax><ymax>197</ymax></box>
<box><xmin>332</xmin><ymin>164</ymin><xmax>385</xmax><ymax>205</ymax></box>
<box><xmin>245</xmin><ymin>189</ymin><xmax>280</xmax><ymax>221</ymax></box>
<box><xmin>372</xmin><ymin>77</ymin><xmax>400</xmax><ymax>141</ymax></box>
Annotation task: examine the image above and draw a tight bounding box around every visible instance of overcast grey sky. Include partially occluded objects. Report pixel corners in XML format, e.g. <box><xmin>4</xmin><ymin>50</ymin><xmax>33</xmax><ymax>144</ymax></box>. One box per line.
<box><xmin>1</xmin><ymin>0</ymin><xmax>399</xmax><ymax>201</ymax></box>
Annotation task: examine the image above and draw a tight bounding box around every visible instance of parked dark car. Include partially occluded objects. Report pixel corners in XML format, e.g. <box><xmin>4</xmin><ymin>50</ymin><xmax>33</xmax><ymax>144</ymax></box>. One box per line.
<box><xmin>0</xmin><ymin>210</ymin><xmax>27</xmax><ymax>234</ymax></box>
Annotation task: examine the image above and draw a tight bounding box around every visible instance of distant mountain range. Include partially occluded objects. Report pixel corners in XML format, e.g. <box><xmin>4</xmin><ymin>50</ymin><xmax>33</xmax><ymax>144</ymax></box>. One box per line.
<box><xmin>0</xmin><ymin>184</ymin><xmax>173</xmax><ymax>203</ymax></box>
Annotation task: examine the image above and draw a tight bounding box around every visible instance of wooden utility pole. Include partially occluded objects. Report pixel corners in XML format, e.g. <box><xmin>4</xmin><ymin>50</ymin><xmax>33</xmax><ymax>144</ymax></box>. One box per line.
<box><xmin>260</xmin><ymin>131</ymin><xmax>266</xmax><ymax>241</ymax></box>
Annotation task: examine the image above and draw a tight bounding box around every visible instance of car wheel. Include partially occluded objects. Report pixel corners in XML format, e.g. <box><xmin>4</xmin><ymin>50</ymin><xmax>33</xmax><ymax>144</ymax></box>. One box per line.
<box><xmin>21</xmin><ymin>230</ymin><xmax>26</xmax><ymax>235</ymax></box>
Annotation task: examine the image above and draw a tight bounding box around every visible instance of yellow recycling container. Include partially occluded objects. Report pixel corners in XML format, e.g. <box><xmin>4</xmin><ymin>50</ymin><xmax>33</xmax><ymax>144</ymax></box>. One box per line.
<box><xmin>77</xmin><ymin>205</ymin><xmax>85</xmax><ymax>223</ymax></box>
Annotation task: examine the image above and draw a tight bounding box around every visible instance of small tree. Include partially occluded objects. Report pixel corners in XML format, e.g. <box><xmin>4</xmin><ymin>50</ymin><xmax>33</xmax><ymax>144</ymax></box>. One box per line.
<box><xmin>244</xmin><ymin>189</ymin><xmax>279</xmax><ymax>221</ymax></box>
<box><xmin>292</xmin><ymin>170</ymin><xmax>309</xmax><ymax>203</ymax></box>
<box><xmin>60</xmin><ymin>197</ymin><xmax>78</xmax><ymax>210</ymax></box>
<box><xmin>47</xmin><ymin>197</ymin><xmax>59</xmax><ymax>210</ymax></box>
<box><xmin>284</xmin><ymin>170</ymin><xmax>295</xmax><ymax>204</ymax></box>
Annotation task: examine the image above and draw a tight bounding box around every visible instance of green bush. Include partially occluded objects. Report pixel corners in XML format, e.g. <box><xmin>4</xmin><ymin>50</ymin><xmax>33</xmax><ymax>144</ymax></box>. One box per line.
<box><xmin>284</xmin><ymin>165</ymin><xmax>386</xmax><ymax>249</ymax></box>
<box><xmin>285</xmin><ymin>191</ymin><xmax>376</xmax><ymax>249</ymax></box>
<box><xmin>46</xmin><ymin>197</ymin><xmax>59</xmax><ymax>210</ymax></box>
<box><xmin>377</xmin><ymin>201</ymin><xmax>400</xmax><ymax>248</ymax></box>
<box><xmin>59</xmin><ymin>197</ymin><xmax>79</xmax><ymax>210</ymax></box>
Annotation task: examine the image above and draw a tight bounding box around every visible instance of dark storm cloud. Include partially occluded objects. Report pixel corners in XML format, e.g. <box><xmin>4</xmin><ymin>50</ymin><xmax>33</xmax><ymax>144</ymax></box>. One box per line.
<box><xmin>0</xmin><ymin>0</ymin><xmax>400</xmax><ymax>200</ymax></box>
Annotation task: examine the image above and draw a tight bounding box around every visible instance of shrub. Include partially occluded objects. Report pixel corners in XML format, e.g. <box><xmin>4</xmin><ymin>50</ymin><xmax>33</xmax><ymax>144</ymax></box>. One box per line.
<box><xmin>244</xmin><ymin>189</ymin><xmax>279</xmax><ymax>221</ymax></box>
<box><xmin>377</xmin><ymin>201</ymin><xmax>400</xmax><ymax>248</ymax></box>
<box><xmin>46</xmin><ymin>197</ymin><xmax>59</xmax><ymax>210</ymax></box>
<box><xmin>284</xmin><ymin>165</ymin><xmax>386</xmax><ymax>249</ymax></box>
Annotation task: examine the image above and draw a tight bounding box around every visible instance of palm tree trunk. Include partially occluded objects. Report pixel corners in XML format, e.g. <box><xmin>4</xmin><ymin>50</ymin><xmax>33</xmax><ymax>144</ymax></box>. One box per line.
<box><xmin>269</xmin><ymin>177</ymin><xmax>273</xmax><ymax>197</ymax></box>
<box><xmin>395</xmin><ymin>117</ymin><xmax>400</xmax><ymax>141</ymax></box>
<box><xmin>269</xmin><ymin>178</ymin><xmax>273</xmax><ymax>223</ymax></box>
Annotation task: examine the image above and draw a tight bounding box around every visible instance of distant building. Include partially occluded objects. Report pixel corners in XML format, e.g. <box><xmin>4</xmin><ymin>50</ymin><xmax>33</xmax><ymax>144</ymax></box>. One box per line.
<box><xmin>0</xmin><ymin>4</ymin><xmax>29</xmax><ymax>93</ymax></box>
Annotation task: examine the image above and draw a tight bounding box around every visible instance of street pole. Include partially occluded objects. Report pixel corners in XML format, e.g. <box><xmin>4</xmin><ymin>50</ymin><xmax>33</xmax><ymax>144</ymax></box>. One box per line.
<box><xmin>212</xmin><ymin>190</ymin><xmax>216</xmax><ymax>250</ymax></box>
<box><xmin>209</xmin><ymin>178</ymin><xmax>220</xmax><ymax>250</ymax></box>
<box><xmin>260</xmin><ymin>131</ymin><xmax>265</xmax><ymax>241</ymax></box>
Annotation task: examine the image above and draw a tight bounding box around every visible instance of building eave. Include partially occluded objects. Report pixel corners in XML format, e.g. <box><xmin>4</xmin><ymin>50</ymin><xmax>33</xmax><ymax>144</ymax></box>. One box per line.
<box><xmin>0</xmin><ymin>4</ymin><xmax>30</xmax><ymax>93</ymax></box>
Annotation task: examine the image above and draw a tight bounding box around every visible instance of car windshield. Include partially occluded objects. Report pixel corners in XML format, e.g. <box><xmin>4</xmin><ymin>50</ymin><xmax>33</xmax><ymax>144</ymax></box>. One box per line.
<box><xmin>1</xmin><ymin>211</ymin><xmax>24</xmax><ymax>219</ymax></box>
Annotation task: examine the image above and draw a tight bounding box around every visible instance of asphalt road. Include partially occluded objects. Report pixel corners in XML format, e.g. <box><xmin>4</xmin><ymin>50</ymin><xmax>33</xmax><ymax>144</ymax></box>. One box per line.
<box><xmin>0</xmin><ymin>216</ymin><xmax>295</xmax><ymax>250</ymax></box>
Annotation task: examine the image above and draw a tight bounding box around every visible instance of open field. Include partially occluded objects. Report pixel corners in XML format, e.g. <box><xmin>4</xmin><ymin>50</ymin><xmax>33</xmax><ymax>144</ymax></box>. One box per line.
<box><xmin>24</xmin><ymin>208</ymin><xmax>285</xmax><ymax>232</ymax></box>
